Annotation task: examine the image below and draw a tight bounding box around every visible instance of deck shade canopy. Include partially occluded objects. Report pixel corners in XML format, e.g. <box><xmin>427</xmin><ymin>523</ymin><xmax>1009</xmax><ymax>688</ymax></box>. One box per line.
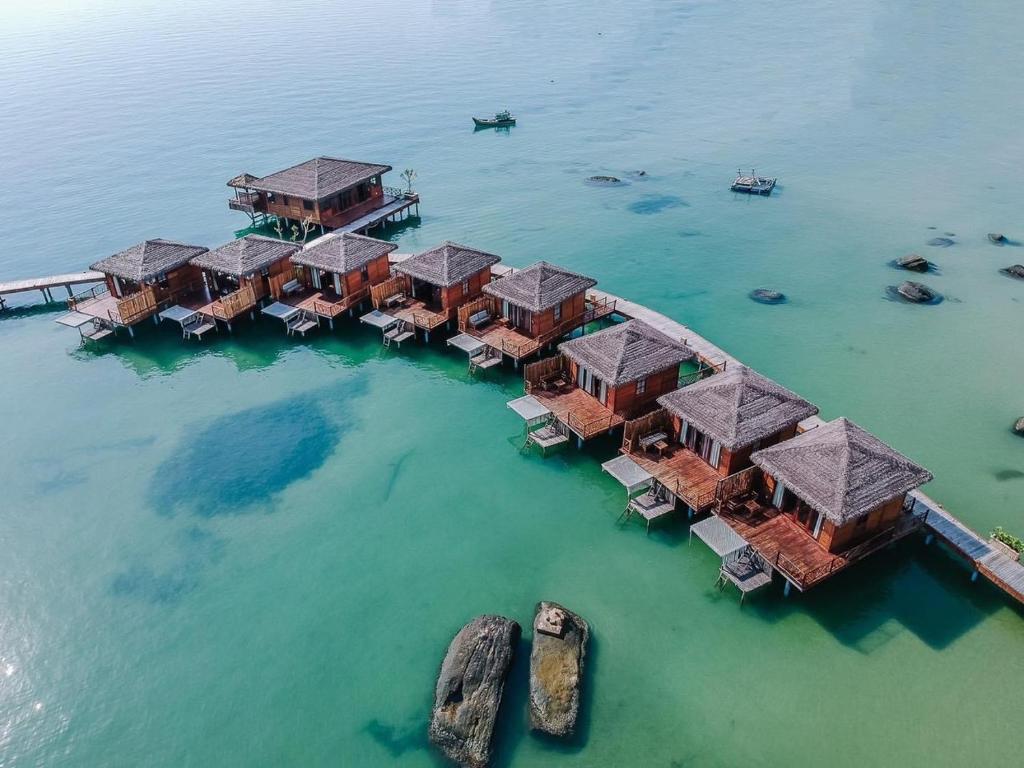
<box><xmin>359</xmin><ymin>309</ymin><xmax>399</xmax><ymax>329</ymax></box>
<box><xmin>658</xmin><ymin>366</ymin><xmax>819</xmax><ymax>451</ymax></box>
<box><xmin>261</xmin><ymin>302</ymin><xmax>301</xmax><ymax>321</ymax></box>
<box><xmin>234</xmin><ymin>157</ymin><xmax>392</xmax><ymax>201</ymax></box>
<box><xmin>507</xmin><ymin>395</ymin><xmax>552</xmax><ymax>426</ymax></box>
<box><xmin>447</xmin><ymin>333</ymin><xmax>487</xmax><ymax>356</ymax></box>
<box><xmin>483</xmin><ymin>261</ymin><xmax>597</xmax><ymax>312</ymax></box>
<box><xmin>158</xmin><ymin>305</ymin><xmax>200</xmax><ymax>323</ymax></box>
<box><xmin>601</xmin><ymin>455</ymin><xmax>654</xmax><ymax>495</ymax></box>
<box><xmin>395</xmin><ymin>241</ymin><xmax>501</xmax><ymax>287</ymax></box>
<box><xmin>292</xmin><ymin>232</ymin><xmax>398</xmax><ymax>273</ymax></box>
<box><xmin>690</xmin><ymin>516</ymin><xmax>749</xmax><ymax>557</ymax></box>
<box><xmin>751</xmin><ymin>417</ymin><xmax>934</xmax><ymax>525</ymax></box>
<box><xmin>90</xmin><ymin>239</ymin><xmax>208</xmax><ymax>282</ymax></box>
<box><xmin>560</xmin><ymin>319</ymin><xmax>695</xmax><ymax>386</ymax></box>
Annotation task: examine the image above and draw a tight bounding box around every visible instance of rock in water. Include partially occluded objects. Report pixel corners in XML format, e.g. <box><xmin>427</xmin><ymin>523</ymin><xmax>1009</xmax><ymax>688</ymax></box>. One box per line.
<box><xmin>897</xmin><ymin>253</ymin><xmax>930</xmax><ymax>272</ymax></box>
<box><xmin>927</xmin><ymin>237</ymin><xmax>955</xmax><ymax>247</ymax></box>
<box><xmin>529</xmin><ymin>602</ymin><xmax>589</xmax><ymax>737</ymax></box>
<box><xmin>897</xmin><ymin>281</ymin><xmax>938</xmax><ymax>304</ymax></box>
<box><xmin>749</xmin><ymin>288</ymin><xmax>786</xmax><ymax>304</ymax></box>
<box><xmin>429</xmin><ymin>615</ymin><xmax>520</xmax><ymax>768</ymax></box>
<box><xmin>1000</xmin><ymin>264</ymin><xmax>1024</xmax><ymax>279</ymax></box>
<box><xmin>989</xmin><ymin>233</ymin><xmax>1006</xmax><ymax>244</ymax></box>
<box><xmin>1014</xmin><ymin>417</ymin><xmax>1024</xmax><ymax>436</ymax></box>
<box><xmin>586</xmin><ymin>175</ymin><xmax>623</xmax><ymax>185</ymax></box>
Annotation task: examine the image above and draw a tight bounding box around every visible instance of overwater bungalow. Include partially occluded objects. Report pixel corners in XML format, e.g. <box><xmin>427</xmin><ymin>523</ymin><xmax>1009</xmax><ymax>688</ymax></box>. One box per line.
<box><xmin>159</xmin><ymin>235</ymin><xmax>300</xmax><ymax>336</ymax></box>
<box><xmin>705</xmin><ymin>417</ymin><xmax>933</xmax><ymax>594</ymax></box>
<box><xmin>271</xmin><ymin>233</ymin><xmax>399</xmax><ymax>331</ymax></box>
<box><xmin>453</xmin><ymin>261</ymin><xmax>616</xmax><ymax>364</ymax></box>
<box><xmin>362</xmin><ymin>242</ymin><xmax>501</xmax><ymax>344</ymax></box>
<box><xmin>62</xmin><ymin>239</ymin><xmax>209</xmax><ymax>339</ymax></box>
<box><xmin>227</xmin><ymin>157</ymin><xmax>418</xmax><ymax>234</ymax></box>
<box><xmin>509</xmin><ymin>320</ymin><xmax>694</xmax><ymax>450</ymax></box>
<box><xmin>617</xmin><ymin>367</ymin><xmax>819</xmax><ymax>514</ymax></box>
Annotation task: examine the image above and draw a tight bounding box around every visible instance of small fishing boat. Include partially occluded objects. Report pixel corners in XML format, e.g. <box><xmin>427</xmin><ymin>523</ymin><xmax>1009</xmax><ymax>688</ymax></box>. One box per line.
<box><xmin>473</xmin><ymin>110</ymin><xmax>516</xmax><ymax>128</ymax></box>
<box><xmin>731</xmin><ymin>169</ymin><xmax>777</xmax><ymax>195</ymax></box>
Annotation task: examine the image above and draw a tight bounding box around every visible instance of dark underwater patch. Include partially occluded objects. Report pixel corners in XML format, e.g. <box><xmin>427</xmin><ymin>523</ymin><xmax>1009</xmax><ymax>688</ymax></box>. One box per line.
<box><xmin>111</xmin><ymin>526</ymin><xmax>226</xmax><ymax>604</ymax></box>
<box><xmin>364</xmin><ymin>718</ymin><xmax>426</xmax><ymax>757</ymax></box>
<box><xmin>993</xmin><ymin>468</ymin><xmax>1024</xmax><ymax>482</ymax></box>
<box><xmin>148</xmin><ymin>391</ymin><xmax>349</xmax><ymax>517</ymax></box>
<box><xmin>628</xmin><ymin>194</ymin><xmax>688</xmax><ymax>215</ymax></box>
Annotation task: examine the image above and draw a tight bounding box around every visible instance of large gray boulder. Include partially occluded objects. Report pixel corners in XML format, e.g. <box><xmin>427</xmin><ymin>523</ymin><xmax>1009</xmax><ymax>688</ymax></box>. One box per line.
<box><xmin>1014</xmin><ymin>417</ymin><xmax>1024</xmax><ymax>436</ymax></box>
<box><xmin>429</xmin><ymin>615</ymin><xmax>520</xmax><ymax>768</ymax></box>
<box><xmin>896</xmin><ymin>253</ymin><xmax>930</xmax><ymax>272</ymax></box>
<box><xmin>528</xmin><ymin>602</ymin><xmax>589</xmax><ymax>737</ymax></box>
<box><xmin>1000</xmin><ymin>264</ymin><xmax>1024</xmax><ymax>279</ymax></box>
<box><xmin>896</xmin><ymin>281</ymin><xmax>939</xmax><ymax>304</ymax></box>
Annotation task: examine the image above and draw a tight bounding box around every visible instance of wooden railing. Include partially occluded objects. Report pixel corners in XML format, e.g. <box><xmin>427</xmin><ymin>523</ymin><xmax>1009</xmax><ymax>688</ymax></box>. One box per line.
<box><xmin>268</xmin><ymin>270</ymin><xmax>302</xmax><ymax>300</ymax></box>
<box><xmin>370</xmin><ymin>274</ymin><xmax>410</xmax><ymax>309</ymax></box>
<box><xmin>312</xmin><ymin>286</ymin><xmax>369</xmax><ymax>317</ymax></box>
<box><xmin>523</xmin><ymin>355</ymin><xmax>566</xmax><ymax>393</ymax></box>
<box><xmin>622</xmin><ymin>408</ymin><xmax>673</xmax><ymax>453</ymax></box>
<box><xmin>210</xmin><ymin>283</ymin><xmax>257</xmax><ymax>321</ymax></box>
<box><xmin>715</xmin><ymin>466</ymin><xmax>758</xmax><ymax>508</ymax></box>
<box><xmin>457</xmin><ymin>296</ymin><xmax>497</xmax><ymax>332</ymax></box>
<box><xmin>67</xmin><ymin>283</ymin><xmax>108</xmax><ymax>310</ymax></box>
<box><xmin>112</xmin><ymin>286</ymin><xmax>157</xmax><ymax>325</ymax></box>
<box><xmin>567</xmin><ymin>410</ymin><xmax>617</xmax><ymax>440</ymax></box>
<box><xmin>412</xmin><ymin>307</ymin><xmax>450</xmax><ymax>330</ymax></box>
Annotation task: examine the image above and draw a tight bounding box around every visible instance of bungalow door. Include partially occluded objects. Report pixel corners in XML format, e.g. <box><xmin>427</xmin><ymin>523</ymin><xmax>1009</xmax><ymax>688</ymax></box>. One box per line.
<box><xmin>310</xmin><ymin>269</ymin><xmax>322</xmax><ymax>290</ymax></box>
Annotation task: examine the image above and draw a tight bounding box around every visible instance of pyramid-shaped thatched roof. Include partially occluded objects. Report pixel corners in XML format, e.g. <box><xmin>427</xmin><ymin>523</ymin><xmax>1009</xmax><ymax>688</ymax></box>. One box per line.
<box><xmin>483</xmin><ymin>261</ymin><xmax>597</xmax><ymax>312</ymax></box>
<box><xmin>559</xmin><ymin>320</ymin><xmax>694</xmax><ymax>386</ymax></box>
<box><xmin>91</xmin><ymin>239</ymin><xmax>208</xmax><ymax>282</ymax></box>
<box><xmin>395</xmin><ymin>241</ymin><xmax>501</xmax><ymax>287</ymax></box>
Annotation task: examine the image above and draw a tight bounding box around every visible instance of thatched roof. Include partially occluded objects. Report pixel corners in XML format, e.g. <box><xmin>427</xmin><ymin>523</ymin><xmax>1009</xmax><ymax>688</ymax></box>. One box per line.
<box><xmin>244</xmin><ymin>157</ymin><xmax>391</xmax><ymax>200</ymax></box>
<box><xmin>191</xmin><ymin>235</ymin><xmax>300</xmax><ymax>278</ymax></box>
<box><xmin>227</xmin><ymin>173</ymin><xmax>259</xmax><ymax>189</ymax></box>
<box><xmin>558</xmin><ymin>320</ymin><xmax>694</xmax><ymax>386</ymax></box>
<box><xmin>394</xmin><ymin>241</ymin><xmax>501</xmax><ymax>287</ymax></box>
<box><xmin>293</xmin><ymin>233</ymin><xmax>398</xmax><ymax>274</ymax></box>
<box><xmin>90</xmin><ymin>239</ymin><xmax>208</xmax><ymax>283</ymax></box>
<box><xmin>658</xmin><ymin>367</ymin><xmax>819</xmax><ymax>451</ymax></box>
<box><xmin>751</xmin><ymin>417</ymin><xmax>933</xmax><ymax>525</ymax></box>
<box><xmin>482</xmin><ymin>261</ymin><xmax>597</xmax><ymax>312</ymax></box>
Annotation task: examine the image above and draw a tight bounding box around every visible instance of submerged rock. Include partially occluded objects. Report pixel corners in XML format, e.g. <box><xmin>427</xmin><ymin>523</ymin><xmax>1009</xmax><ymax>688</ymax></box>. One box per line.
<box><xmin>529</xmin><ymin>602</ymin><xmax>589</xmax><ymax>737</ymax></box>
<box><xmin>896</xmin><ymin>253</ymin><xmax>930</xmax><ymax>272</ymax></box>
<box><xmin>749</xmin><ymin>288</ymin><xmax>786</xmax><ymax>304</ymax></box>
<box><xmin>586</xmin><ymin>175</ymin><xmax>623</xmax><ymax>185</ymax></box>
<box><xmin>629</xmin><ymin>169</ymin><xmax>648</xmax><ymax>178</ymax></box>
<box><xmin>989</xmin><ymin>233</ymin><xmax>1007</xmax><ymax>244</ymax></box>
<box><xmin>1001</xmin><ymin>264</ymin><xmax>1024</xmax><ymax>279</ymax></box>
<box><xmin>1014</xmin><ymin>417</ymin><xmax>1024</xmax><ymax>436</ymax></box>
<box><xmin>895</xmin><ymin>281</ymin><xmax>940</xmax><ymax>304</ymax></box>
<box><xmin>429</xmin><ymin>615</ymin><xmax>520</xmax><ymax>768</ymax></box>
<box><xmin>927</xmin><ymin>237</ymin><xmax>955</xmax><ymax>247</ymax></box>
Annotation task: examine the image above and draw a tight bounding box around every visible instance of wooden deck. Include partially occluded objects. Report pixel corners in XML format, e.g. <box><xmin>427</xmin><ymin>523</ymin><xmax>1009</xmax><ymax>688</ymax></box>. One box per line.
<box><xmin>71</xmin><ymin>294</ymin><xmax>123</xmax><ymax>324</ymax></box>
<box><xmin>531</xmin><ymin>387</ymin><xmax>624</xmax><ymax>440</ymax></box>
<box><xmin>389</xmin><ymin>297</ymin><xmax>449</xmax><ymax>331</ymax></box>
<box><xmin>279</xmin><ymin>287</ymin><xmax>365</xmax><ymax>319</ymax></box>
<box><xmin>718</xmin><ymin>503</ymin><xmax>927</xmax><ymax>591</ymax></box>
<box><xmin>626</xmin><ymin>446</ymin><xmax>722</xmax><ymax>511</ymax></box>
<box><xmin>470</xmin><ymin>321</ymin><xmax>542</xmax><ymax>359</ymax></box>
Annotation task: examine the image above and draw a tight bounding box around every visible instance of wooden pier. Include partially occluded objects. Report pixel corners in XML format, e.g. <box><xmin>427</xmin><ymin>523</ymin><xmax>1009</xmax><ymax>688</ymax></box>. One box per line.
<box><xmin>0</xmin><ymin>271</ymin><xmax>104</xmax><ymax>309</ymax></box>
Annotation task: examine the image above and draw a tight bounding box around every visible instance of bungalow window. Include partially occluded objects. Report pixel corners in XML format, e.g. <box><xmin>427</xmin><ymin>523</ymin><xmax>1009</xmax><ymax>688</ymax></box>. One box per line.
<box><xmin>461</xmin><ymin>279</ymin><xmax>470</xmax><ymax>294</ymax></box>
<box><xmin>303</xmin><ymin>199</ymin><xmax>314</xmax><ymax>211</ymax></box>
<box><xmin>267</xmin><ymin>192</ymin><xmax>276</xmax><ymax>203</ymax></box>
<box><xmin>553</xmin><ymin>303</ymin><xmax>562</xmax><ymax>322</ymax></box>
<box><xmin>360</xmin><ymin>266</ymin><xmax>369</xmax><ymax>283</ymax></box>
<box><xmin>635</xmin><ymin>377</ymin><xmax>647</xmax><ymax>395</ymax></box>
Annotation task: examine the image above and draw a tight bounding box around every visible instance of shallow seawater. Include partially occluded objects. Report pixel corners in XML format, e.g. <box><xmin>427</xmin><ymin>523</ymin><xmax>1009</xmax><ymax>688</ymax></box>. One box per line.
<box><xmin>1</xmin><ymin>1</ymin><xmax>1023</xmax><ymax>766</ymax></box>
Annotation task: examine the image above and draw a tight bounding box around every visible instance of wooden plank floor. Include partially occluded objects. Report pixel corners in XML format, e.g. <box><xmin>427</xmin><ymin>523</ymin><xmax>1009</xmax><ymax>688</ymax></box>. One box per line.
<box><xmin>718</xmin><ymin>505</ymin><xmax>842</xmax><ymax>589</ymax></box>
<box><xmin>469</xmin><ymin>321</ymin><xmax>540</xmax><ymax>358</ymax></box>
<box><xmin>627</xmin><ymin>446</ymin><xmax>721</xmax><ymax>508</ymax></box>
<box><xmin>532</xmin><ymin>387</ymin><xmax>624</xmax><ymax>439</ymax></box>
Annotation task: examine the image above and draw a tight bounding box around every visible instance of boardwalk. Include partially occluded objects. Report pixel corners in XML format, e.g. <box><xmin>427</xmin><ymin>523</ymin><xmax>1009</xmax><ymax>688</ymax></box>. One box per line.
<box><xmin>911</xmin><ymin>490</ymin><xmax>1024</xmax><ymax>605</ymax></box>
<box><xmin>0</xmin><ymin>271</ymin><xmax>104</xmax><ymax>308</ymax></box>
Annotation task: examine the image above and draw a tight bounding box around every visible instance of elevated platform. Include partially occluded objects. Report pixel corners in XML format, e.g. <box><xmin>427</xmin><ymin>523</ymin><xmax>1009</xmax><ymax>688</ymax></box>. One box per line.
<box><xmin>1</xmin><ymin>270</ymin><xmax>104</xmax><ymax>308</ymax></box>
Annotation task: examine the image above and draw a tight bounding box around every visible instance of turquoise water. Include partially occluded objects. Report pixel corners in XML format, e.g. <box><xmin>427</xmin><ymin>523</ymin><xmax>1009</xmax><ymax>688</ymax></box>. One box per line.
<box><xmin>2</xmin><ymin>1</ymin><xmax>1024</xmax><ymax>765</ymax></box>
